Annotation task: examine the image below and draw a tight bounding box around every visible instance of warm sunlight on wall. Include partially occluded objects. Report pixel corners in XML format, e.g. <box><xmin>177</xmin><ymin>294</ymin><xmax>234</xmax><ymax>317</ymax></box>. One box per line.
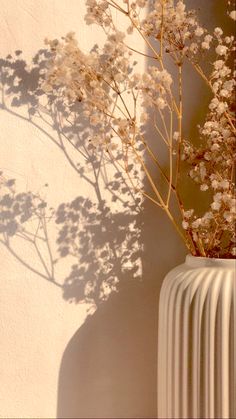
<box><xmin>0</xmin><ymin>0</ymin><xmax>218</xmax><ymax>417</ymax></box>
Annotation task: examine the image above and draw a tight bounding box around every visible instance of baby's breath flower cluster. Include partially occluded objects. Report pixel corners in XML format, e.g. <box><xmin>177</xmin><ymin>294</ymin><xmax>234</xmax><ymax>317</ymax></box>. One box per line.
<box><xmin>42</xmin><ymin>0</ymin><xmax>236</xmax><ymax>258</ymax></box>
<box><xmin>181</xmin><ymin>19</ymin><xmax>236</xmax><ymax>257</ymax></box>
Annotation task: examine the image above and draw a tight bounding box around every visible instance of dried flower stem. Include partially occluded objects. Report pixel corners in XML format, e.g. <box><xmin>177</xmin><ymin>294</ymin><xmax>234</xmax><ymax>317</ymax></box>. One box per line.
<box><xmin>175</xmin><ymin>64</ymin><xmax>183</xmax><ymax>188</ymax></box>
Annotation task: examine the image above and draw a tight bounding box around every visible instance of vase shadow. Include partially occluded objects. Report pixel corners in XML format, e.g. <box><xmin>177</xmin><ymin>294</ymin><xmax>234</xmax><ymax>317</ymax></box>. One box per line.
<box><xmin>57</xmin><ymin>278</ymin><xmax>159</xmax><ymax>418</ymax></box>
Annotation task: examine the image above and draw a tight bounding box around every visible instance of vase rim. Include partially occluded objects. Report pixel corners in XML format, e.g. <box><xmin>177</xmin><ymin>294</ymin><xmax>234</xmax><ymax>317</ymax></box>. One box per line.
<box><xmin>185</xmin><ymin>254</ymin><xmax>236</xmax><ymax>268</ymax></box>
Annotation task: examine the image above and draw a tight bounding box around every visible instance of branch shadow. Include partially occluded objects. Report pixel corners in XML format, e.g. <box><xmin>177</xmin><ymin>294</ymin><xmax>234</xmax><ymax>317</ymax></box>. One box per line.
<box><xmin>0</xmin><ymin>173</ymin><xmax>58</xmax><ymax>286</ymax></box>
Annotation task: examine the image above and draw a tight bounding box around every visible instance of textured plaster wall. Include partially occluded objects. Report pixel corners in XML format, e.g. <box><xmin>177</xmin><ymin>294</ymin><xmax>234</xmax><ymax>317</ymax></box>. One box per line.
<box><xmin>0</xmin><ymin>3</ymin><xmax>103</xmax><ymax>418</ymax></box>
<box><xmin>0</xmin><ymin>0</ymin><xmax>220</xmax><ymax>418</ymax></box>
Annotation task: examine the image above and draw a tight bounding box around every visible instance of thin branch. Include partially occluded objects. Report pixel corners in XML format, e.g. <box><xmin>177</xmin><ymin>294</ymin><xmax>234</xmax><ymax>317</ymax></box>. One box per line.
<box><xmin>0</xmin><ymin>238</ymin><xmax>61</xmax><ymax>287</ymax></box>
<box><xmin>175</xmin><ymin>64</ymin><xmax>183</xmax><ymax>188</ymax></box>
<box><xmin>166</xmin><ymin>105</ymin><xmax>173</xmax><ymax>206</ymax></box>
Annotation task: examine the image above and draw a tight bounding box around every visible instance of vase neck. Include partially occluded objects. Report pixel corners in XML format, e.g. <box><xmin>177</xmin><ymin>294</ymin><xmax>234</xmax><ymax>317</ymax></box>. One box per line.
<box><xmin>185</xmin><ymin>254</ymin><xmax>236</xmax><ymax>269</ymax></box>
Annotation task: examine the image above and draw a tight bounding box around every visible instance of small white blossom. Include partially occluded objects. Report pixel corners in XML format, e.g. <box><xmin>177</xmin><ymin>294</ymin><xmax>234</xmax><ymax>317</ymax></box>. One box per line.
<box><xmin>225</xmin><ymin>36</ymin><xmax>232</xmax><ymax>44</ymax></box>
<box><xmin>90</xmin><ymin>135</ymin><xmax>103</xmax><ymax>147</ymax></box>
<box><xmin>215</xmin><ymin>45</ymin><xmax>228</xmax><ymax>55</ymax></box>
<box><xmin>192</xmin><ymin>218</ymin><xmax>202</xmax><ymax>229</ymax></box>
<box><xmin>212</xmin><ymin>179</ymin><xmax>219</xmax><ymax>189</ymax></box>
<box><xmin>200</xmin><ymin>184</ymin><xmax>209</xmax><ymax>191</ymax></box>
<box><xmin>219</xmin><ymin>180</ymin><xmax>229</xmax><ymax>189</ymax></box>
<box><xmin>229</xmin><ymin>10</ymin><xmax>236</xmax><ymax>20</ymax></box>
<box><xmin>223</xmin><ymin>212</ymin><xmax>233</xmax><ymax>222</ymax></box>
<box><xmin>219</xmin><ymin>89</ymin><xmax>230</xmax><ymax>98</ymax></box>
<box><xmin>137</xmin><ymin>0</ymin><xmax>147</xmax><ymax>7</ymax></box>
<box><xmin>156</xmin><ymin>97</ymin><xmax>166</xmax><ymax>109</ymax></box>
<box><xmin>195</xmin><ymin>27</ymin><xmax>204</xmax><ymax>36</ymax></box>
<box><xmin>173</xmin><ymin>131</ymin><xmax>180</xmax><ymax>141</ymax></box>
<box><xmin>211</xmin><ymin>143</ymin><xmax>220</xmax><ymax>151</ymax></box>
<box><xmin>214</xmin><ymin>60</ymin><xmax>225</xmax><ymax>70</ymax></box>
<box><xmin>183</xmin><ymin>209</ymin><xmax>194</xmax><ymax>218</ymax></box>
<box><xmin>202</xmin><ymin>41</ymin><xmax>210</xmax><ymax>50</ymax></box>
<box><xmin>214</xmin><ymin>27</ymin><xmax>223</xmax><ymax>36</ymax></box>
<box><xmin>203</xmin><ymin>212</ymin><xmax>213</xmax><ymax>220</ymax></box>
<box><xmin>211</xmin><ymin>201</ymin><xmax>221</xmax><ymax>211</ymax></box>
<box><xmin>182</xmin><ymin>220</ymin><xmax>189</xmax><ymax>230</ymax></box>
<box><xmin>205</xmin><ymin>34</ymin><xmax>213</xmax><ymax>43</ymax></box>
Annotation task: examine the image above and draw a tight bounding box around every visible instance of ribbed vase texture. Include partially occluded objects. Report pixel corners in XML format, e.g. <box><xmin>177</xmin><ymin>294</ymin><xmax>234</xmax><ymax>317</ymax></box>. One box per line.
<box><xmin>157</xmin><ymin>255</ymin><xmax>235</xmax><ymax>419</ymax></box>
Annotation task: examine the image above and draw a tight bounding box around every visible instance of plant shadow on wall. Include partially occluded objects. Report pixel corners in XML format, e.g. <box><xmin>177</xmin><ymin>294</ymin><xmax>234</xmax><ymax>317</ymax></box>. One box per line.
<box><xmin>0</xmin><ymin>50</ymin><xmax>185</xmax><ymax>417</ymax></box>
<box><xmin>0</xmin><ymin>50</ymin><xmax>144</xmax><ymax>303</ymax></box>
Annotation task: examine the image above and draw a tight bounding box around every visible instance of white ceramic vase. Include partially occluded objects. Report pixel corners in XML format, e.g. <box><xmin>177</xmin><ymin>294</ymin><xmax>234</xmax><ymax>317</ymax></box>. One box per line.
<box><xmin>157</xmin><ymin>255</ymin><xmax>235</xmax><ymax>419</ymax></box>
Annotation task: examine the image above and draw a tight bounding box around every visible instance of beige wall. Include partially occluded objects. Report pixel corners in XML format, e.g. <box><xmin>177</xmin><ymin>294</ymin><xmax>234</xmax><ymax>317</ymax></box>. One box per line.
<box><xmin>0</xmin><ymin>0</ymin><xmax>221</xmax><ymax>417</ymax></box>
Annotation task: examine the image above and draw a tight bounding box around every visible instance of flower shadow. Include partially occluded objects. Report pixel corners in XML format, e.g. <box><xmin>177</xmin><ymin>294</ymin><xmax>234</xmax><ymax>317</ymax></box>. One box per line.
<box><xmin>56</xmin><ymin>195</ymin><xmax>142</xmax><ymax>304</ymax></box>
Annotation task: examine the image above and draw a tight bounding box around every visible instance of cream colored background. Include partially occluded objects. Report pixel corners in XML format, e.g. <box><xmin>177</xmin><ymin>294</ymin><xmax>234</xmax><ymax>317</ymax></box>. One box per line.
<box><xmin>0</xmin><ymin>1</ymin><xmax>221</xmax><ymax>418</ymax></box>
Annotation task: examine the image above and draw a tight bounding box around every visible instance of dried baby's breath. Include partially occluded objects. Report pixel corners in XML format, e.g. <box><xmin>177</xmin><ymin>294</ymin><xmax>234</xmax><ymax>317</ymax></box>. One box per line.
<box><xmin>42</xmin><ymin>0</ymin><xmax>236</xmax><ymax>258</ymax></box>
